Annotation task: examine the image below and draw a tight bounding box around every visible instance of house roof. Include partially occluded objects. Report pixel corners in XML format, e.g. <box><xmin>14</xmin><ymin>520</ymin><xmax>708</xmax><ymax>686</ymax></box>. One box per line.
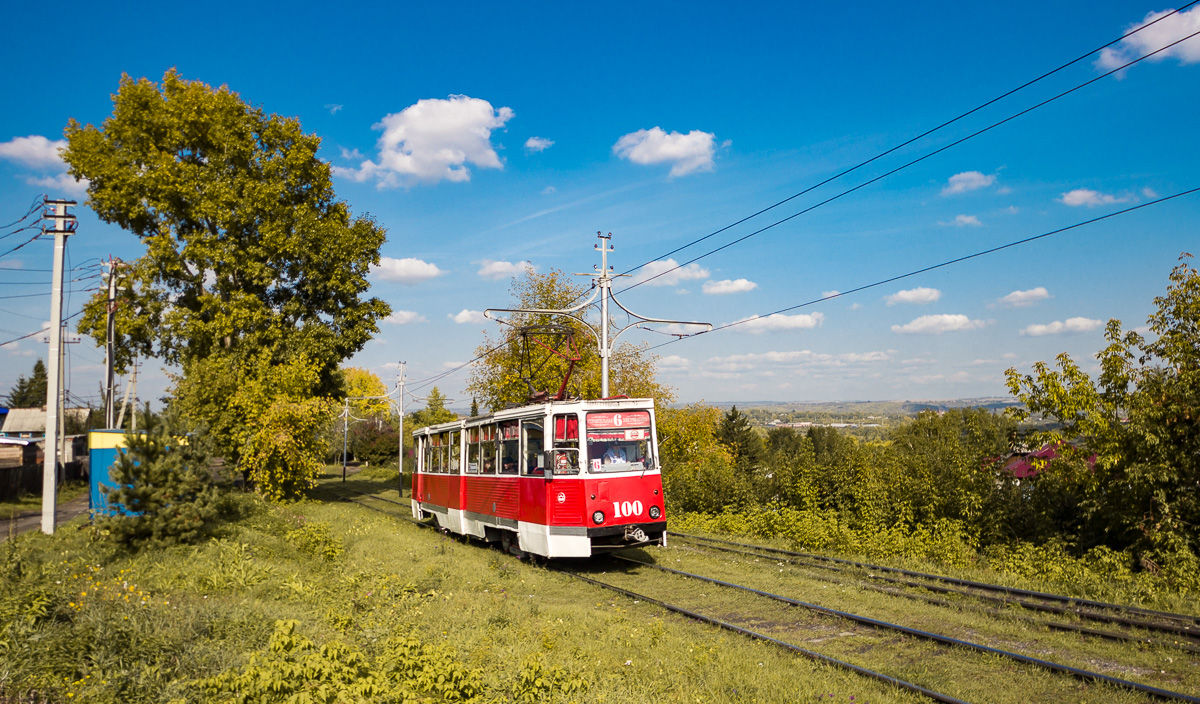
<box><xmin>0</xmin><ymin>407</ymin><xmax>90</xmax><ymax>435</ymax></box>
<box><xmin>1</xmin><ymin>407</ymin><xmax>46</xmax><ymax>434</ymax></box>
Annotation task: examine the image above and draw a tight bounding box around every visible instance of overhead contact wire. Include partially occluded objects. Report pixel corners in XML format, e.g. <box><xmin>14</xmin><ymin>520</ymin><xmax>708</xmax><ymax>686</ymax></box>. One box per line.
<box><xmin>646</xmin><ymin>186</ymin><xmax>1200</xmax><ymax>351</ymax></box>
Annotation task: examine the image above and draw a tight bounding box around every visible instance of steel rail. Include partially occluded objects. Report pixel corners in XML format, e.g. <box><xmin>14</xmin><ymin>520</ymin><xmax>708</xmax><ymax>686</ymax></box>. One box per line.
<box><xmin>671</xmin><ymin>531</ymin><xmax>1200</xmax><ymax>627</ymax></box>
<box><xmin>674</xmin><ymin>537</ymin><xmax>1200</xmax><ymax>655</ymax></box>
<box><xmin>613</xmin><ymin>555</ymin><xmax>1200</xmax><ymax>703</ymax></box>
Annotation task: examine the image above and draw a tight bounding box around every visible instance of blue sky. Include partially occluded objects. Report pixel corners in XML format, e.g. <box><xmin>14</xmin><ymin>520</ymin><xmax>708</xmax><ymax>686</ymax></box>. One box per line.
<box><xmin>1</xmin><ymin>1</ymin><xmax>1198</xmax><ymax>408</ymax></box>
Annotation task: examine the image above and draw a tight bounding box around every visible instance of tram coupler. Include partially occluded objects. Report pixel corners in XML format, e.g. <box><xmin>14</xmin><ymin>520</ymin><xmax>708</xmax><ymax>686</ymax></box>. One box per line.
<box><xmin>624</xmin><ymin>526</ymin><xmax>649</xmax><ymax>543</ymax></box>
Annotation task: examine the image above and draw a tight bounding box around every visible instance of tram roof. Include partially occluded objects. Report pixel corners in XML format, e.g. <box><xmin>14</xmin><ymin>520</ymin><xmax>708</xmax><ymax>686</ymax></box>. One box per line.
<box><xmin>411</xmin><ymin>397</ymin><xmax>656</xmax><ymax>436</ymax></box>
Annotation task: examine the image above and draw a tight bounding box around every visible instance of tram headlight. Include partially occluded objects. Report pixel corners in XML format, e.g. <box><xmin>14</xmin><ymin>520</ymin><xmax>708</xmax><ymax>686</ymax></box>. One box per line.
<box><xmin>649</xmin><ymin>505</ymin><xmax>661</xmax><ymax>520</ymax></box>
<box><xmin>592</xmin><ymin>510</ymin><xmax>605</xmax><ymax>525</ymax></box>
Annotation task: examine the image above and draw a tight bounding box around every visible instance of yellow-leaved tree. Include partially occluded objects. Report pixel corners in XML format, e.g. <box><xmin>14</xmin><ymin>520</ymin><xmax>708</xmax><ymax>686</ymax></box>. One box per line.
<box><xmin>466</xmin><ymin>267</ymin><xmax>674</xmax><ymax>410</ymax></box>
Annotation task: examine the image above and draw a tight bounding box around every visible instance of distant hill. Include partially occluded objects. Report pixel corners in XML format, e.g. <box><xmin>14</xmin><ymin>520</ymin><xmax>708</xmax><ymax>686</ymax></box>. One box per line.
<box><xmin>700</xmin><ymin>398</ymin><xmax>1020</xmax><ymax>416</ymax></box>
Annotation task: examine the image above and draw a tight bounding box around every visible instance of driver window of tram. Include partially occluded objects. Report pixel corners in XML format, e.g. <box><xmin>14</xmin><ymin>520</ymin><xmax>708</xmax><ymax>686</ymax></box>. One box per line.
<box><xmin>499</xmin><ymin>421</ymin><xmax>519</xmax><ymax>475</ymax></box>
<box><xmin>584</xmin><ymin>412</ymin><xmax>652</xmax><ymax>472</ymax></box>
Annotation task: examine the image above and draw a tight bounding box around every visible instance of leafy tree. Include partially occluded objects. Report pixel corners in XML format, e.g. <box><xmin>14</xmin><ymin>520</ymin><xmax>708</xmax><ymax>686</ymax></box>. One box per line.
<box><xmin>98</xmin><ymin>405</ymin><xmax>218</xmax><ymax>548</ymax></box>
<box><xmin>64</xmin><ymin>70</ymin><xmax>390</xmax><ymax>381</ymax></box>
<box><xmin>242</xmin><ymin>395</ymin><xmax>333</xmax><ymax>502</ymax></box>
<box><xmin>5</xmin><ymin>359</ymin><xmax>47</xmax><ymax>408</ymax></box>
<box><xmin>1006</xmin><ymin>254</ymin><xmax>1200</xmax><ymax>556</ymax></box>
<box><xmin>63</xmin><ymin>70</ymin><xmax>390</xmax><ymax>496</ymax></box>
<box><xmin>408</xmin><ymin>387</ymin><xmax>457</xmax><ymax>430</ymax></box>
<box><xmin>342</xmin><ymin>367</ymin><xmax>391</xmax><ymax>418</ymax></box>
<box><xmin>466</xmin><ymin>267</ymin><xmax>673</xmax><ymax>410</ymax></box>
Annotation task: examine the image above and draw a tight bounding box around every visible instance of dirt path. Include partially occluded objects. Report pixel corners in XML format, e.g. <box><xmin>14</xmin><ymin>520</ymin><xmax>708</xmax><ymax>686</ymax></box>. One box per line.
<box><xmin>3</xmin><ymin>494</ymin><xmax>90</xmax><ymax>540</ymax></box>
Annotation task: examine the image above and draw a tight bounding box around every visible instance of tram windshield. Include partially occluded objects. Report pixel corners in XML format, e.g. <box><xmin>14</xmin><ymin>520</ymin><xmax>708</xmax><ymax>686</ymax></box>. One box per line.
<box><xmin>585</xmin><ymin>411</ymin><xmax>653</xmax><ymax>472</ymax></box>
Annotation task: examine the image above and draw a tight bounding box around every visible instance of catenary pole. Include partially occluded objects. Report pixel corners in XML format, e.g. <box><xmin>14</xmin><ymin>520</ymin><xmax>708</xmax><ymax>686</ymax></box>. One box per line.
<box><xmin>396</xmin><ymin>361</ymin><xmax>405</xmax><ymax>495</ymax></box>
<box><xmin>485</xmin><ymin>232</ymin><xmax>711</xmax><ymax>399</ymax></box>
<box><xmin>41</xmin><ymin>198</ymin><xmax>77</xmax><ymax>535</ymax></box>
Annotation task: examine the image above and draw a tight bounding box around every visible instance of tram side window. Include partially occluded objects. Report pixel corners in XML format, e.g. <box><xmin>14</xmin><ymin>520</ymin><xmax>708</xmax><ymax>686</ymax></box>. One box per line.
<box><xmin>466</xmin><ymin>428</ymin><xmax>480</xmax><ymax>473</ymax></box>
<box><xmin>449</xmin><ymin>431</ymin><xmax>461</xmax><ymax>474</ymax></box>
<box><xmin>499</xmin><ymin>421</ymin><xmax>519</xmax><ymax>475</ymax></box>
<box><xmin>521</xmin><ymin>421</ymin><xmax>544</xmax><ymax>476</ymax></box>
<box><xmin>550</xmin><ymin>414</ymin><xmax>580</xmax><ymax>474</ymax></box>
<box><xmin>419</xmin><ymin>438</ymin><xmax>428</xmax><ymax>473</ymax></box>
<box><xmin>479</xmin><ymin>425</ymin><xmax>497</xmax><ymax>474</ymax></box>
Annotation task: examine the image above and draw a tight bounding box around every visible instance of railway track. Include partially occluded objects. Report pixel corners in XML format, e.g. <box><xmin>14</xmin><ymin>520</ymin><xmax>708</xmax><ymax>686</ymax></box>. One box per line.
<box><xmin>670</xmin><ymin>532</ymin><xmax>1200</xmax><ymax>649</ymax></box>
<box><xmin>320</xmin><ymin>485</ymin><xmax>1200</xmax><ymax>703</ymax></box>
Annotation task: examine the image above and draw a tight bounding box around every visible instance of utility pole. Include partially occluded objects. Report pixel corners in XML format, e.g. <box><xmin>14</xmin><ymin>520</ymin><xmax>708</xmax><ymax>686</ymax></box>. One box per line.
<box><xmin>102</xmin><ymin>257</ymin><xmax>123</xmax><ymax>428</ymax></box>
<box><xmin>485</xmin><ymin>232</ymin><xmax>711</xmax><ymax>398</ymax></box>
<box><xmin>129</xmin><ymin>361</ymin><xmax>139</xmax><ymax>432</ymax></box>
<box><xmin>342</xmin><ymin>398</ymin><xmax>349</xmax><ymax>483</ymax></box>
<box><xmin>41</xmin><ymin>198</ymin><xmax>77</xmax><ymax>535</ymax></box>
<box><xmin>396</xmin><ymin>361</ymin><xmax>405</xmax><ymax>494</ymax></box>
<box><xmin>115</xmin><ymin>357</ymin><xmax>138</xmax><ymax>430</ymax></box>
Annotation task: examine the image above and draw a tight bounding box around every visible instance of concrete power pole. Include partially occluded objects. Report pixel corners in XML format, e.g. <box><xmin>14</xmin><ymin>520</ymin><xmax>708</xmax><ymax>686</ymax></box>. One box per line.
<box><xmin>41</xmin><ymin>198</ymin><xmax>77</xmax><ymax>535</ymax></box>
<box><xmin>396</xmin><ymin>361</ymin><xmax>405</xmax><ymax>494</ymax></box>
<box><xmin>485</xmin><ymin>232</ymin><xmax>711</xmax><ymax>398</ymax></box>
<box><xmin>103</xmin><ymin>257</ymin><xmax>123</xmax><ymax>428</ymax></box>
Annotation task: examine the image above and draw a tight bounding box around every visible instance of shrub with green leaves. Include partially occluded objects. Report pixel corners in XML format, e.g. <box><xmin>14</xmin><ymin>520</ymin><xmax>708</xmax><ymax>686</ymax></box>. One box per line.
<box><xmin>98</xmin><ymin>407</ymin><xmax>218</xmax><ymax>549</ymax></box>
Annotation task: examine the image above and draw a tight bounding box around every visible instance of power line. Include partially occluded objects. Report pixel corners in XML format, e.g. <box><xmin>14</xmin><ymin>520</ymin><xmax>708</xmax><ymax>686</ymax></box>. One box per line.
<box><xmin>0</xmin><ymin>309</ymin><xmax>85</xmax><ymax>348</ymax></box>
<box><xmin>0</xmin><ymin>195</ymin><xmax>45</xmax><ymax>230</ymax></box>
<box><xmin>644</xmin><ymin>186</ymin><xmax>1200</xmax><ymax>351</ymax></box>
<box><xmin>616</xmin><ymin>24</ymin><xmax>1200</xmax><ymax>297</ymax></box>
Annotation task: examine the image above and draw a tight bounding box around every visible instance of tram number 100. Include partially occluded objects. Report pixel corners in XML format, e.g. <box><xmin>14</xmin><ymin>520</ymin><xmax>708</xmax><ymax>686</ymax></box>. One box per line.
<box><xmin>612</xmin><ymin>500</ymin><xmax>643</xmax><ymax>519</ymax></box>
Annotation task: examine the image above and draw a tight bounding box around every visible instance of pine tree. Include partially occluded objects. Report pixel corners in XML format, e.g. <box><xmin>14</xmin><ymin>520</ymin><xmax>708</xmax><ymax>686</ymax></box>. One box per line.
<box><xmin>716</xmin><ymin>406</ymin><xmax>765</xmax><ymax>467</ymax></box>
<box><xmin>470</xmin><ymin>397</ymin><xmax>479</xmax><ymax>417</ymax></box>
<box><xmin>5</xmin><ymin>359</ymin><xmax>47</xmax><ymax>408</ymax></box>
<box><xmin>99</xmin><ymin>405</ymin><xmax>219</xmax><ymax>548</ymax></box>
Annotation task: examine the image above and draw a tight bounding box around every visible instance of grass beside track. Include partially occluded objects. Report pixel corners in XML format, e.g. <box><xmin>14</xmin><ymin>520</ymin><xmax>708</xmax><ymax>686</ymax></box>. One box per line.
<box><xmin>0</xmin><ymin>468</ymin><xmax>930</xmax><ymax>704</ymax></box>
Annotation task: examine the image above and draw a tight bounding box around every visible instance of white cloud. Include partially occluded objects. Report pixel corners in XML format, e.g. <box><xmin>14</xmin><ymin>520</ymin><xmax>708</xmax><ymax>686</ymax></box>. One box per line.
<box><xmin>524</xmin><ymin>136</ymin><xmax>554</xmax><ymax>152</ymax></box>
<box><xmin>477</xmin><ymin>259</ymin><xmax>533</xmax><ymax>280</ymax></box>
<box><xmin>1058</xmin><ymin>188</ymin><xmax>1130</xmax><ymax>207</ymax></box>
<box><xmin>942</xmin><ymin>171</ymin><xmax>995</xmax><ymax>195</ymax></box>
<box><xmin>885</xmin><ymin>287</ymin><xmax>941</xmax><ymax>306</ymax></box>
<box><xmin>1142</xmin><ymin>186</ymin><xmax>1158</xmax><ymax>199</ymax></box>
<box><xmin>26</xmin><ymin>173</ymin><xmax>89</xmax><ymax>196</ymax></box>
<box><xmin>702</xmin><ymin>278</ymin><xmax>757</xmax><ymax>295</ymax></box>
<box><xmin>541</xmin><ymin>186</ymin><xmax>556</xmax><ymax>195</ymax></box>
<box><xmin>892</xmin><ymin>314</ymin><xmax>985</xmax><ymax>334</ymax></box>
<box><xmin>450</xmin><ymin>309</ymin><xmax>487</xmax><ymax>324</ymax></box>
<box><xmin>325</xmin><ymin>103</ymin><xmax>344</xmax><ymax>115</ymax></box>
<box><xmin>821</xmin><ymin>290</ymin><xmax>840</xmax><ymax>298</ymax></box>
<box><xmin>383</xmin><ymin>310</ymin><xmax>427</xmax><ymax>325</ymax></box>
<box><xmin>996</xmin><ymin>287</ymin><xmax>1050</xmax><ymax>307</ymax></box>
<box><xmin>372</xmin><ymin>257</ymin><xmax>444</xmax><ymax>284</ymax></box>
<box><xmin>0</xmin><ymin>135</ymin><xmax>66</xmax><ymax>168</ymax></box>
<box><xmin>335</xmin><ymin>95</ymin><xmax>514</xmax><ymax>187</ymax></box>
<box><xmin>939</xmin><ymin>214</ymin><xmax>982</xmax><ymax>227</ymax></box>
<box><xmin>633</xmin><ymin>259</ymin><xmax>710</xmax><ymax>287</ymax></box>
<box><xmin>1002</xmin><ymin>352</ymin><xmax>1017</xmax><ymax>359</ymax></box>
<box><xmin>707</xmin><ymin>349</ymin><xmax>889</xmax><ymax>372</ymax></box>
<box><xmin>657</xmin><ymin>355</ymin><xmax>691</xmax><ymax>371</ymax></box>
<box><xmin>0</xmin><ymin>135</ymin><xmax>89</xmax><ymax>195</ymax></box>
<box><xmin>733</xmin><ymin>312</ymin><xmax>824</xmax><ymax>333</ymax></box>
<box><xmin>1020</xmin><ymin>317</ymin><xmax>1104</xmax><ymax>336</ymax></box>
<box><xmin>612</xmin><ymin>127</ymin><xmax>717</xmax><ymax>177</ymax></box>
<box><xmin>1096</xmin><ymin>7</ymin><xmax>1200</xmax><ymax>73</ymax></box>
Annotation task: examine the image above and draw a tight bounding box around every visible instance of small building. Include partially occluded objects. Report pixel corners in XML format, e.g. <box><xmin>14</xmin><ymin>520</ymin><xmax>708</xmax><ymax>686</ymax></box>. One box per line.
<box><xmin>0</xmin><ymin>436</ymin><xmax>41</xmax><ymax>466</ymax></box>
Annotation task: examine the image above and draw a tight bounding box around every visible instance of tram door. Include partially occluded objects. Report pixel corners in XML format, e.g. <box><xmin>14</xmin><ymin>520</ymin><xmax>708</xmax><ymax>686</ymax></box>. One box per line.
<box><xmin>518</xmin><ymin>418</ymin><xmax>547</xmax><ymax>523</ymax></box>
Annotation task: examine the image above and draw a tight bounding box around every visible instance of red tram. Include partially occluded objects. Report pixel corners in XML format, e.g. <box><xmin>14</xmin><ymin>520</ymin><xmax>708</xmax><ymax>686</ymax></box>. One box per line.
<box><xmin>410</xmin><ymin>397</ymin><xmax>667</xmax><ymax>558</ymax></box>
